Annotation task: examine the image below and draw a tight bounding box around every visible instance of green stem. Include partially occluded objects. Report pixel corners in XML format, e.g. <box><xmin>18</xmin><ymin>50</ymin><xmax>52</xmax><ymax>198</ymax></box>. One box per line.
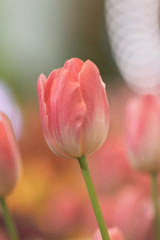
<box><xmin>77</xmin><ymin>156</ymin><xmax>110</xmax><ymax>240</ymax></box>
<box><xmin>0</xmin><ymin>197</ymin><xmax>19</xmax><ymax>240</ymax></box>
<box><xmin>152</xmin><ymin>172</ymin><xmax>160</xmax><ymax>240</ymax></box>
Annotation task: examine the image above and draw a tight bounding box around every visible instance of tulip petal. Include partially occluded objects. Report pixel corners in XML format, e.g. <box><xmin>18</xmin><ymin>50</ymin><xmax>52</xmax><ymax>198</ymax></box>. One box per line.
<box><xmin>44</xmin><ymin>70</ymin><xmax>60</xmax><ymax>103</ymax></box>
<box><xmin>44</xmin><ymin>69</ymin><xmax>64</xmax><ymax>131</ymax></box>
<box><xmin>64</xmin><ymin>58</ymin><xmax>84</xmax><ymax>81</ymax></box>
<box><xmin>126</xmin><ymin>95</ymin><xmax>160</xmax><ymax>171</ymax></box>
<box><xmin>0</xmin><ymin>113</ymin><xmax>21</xmax><ymax>196</ymax></box>
<box><xmin>50</xmin><ymin>69</ymin><xmax>86</xmax><ymax>158</ymax></box>
<box><xmin>37</xmin><ymin>74</ymin><xmax>50</xmax><ymax>139</ymax></box>
<box><xmin>37</xmin><ymin>73</ymin><xmax>69</xmax><ymax>158</ymax></box>
<box><xmin>79</xmin><ymin>60</ymin><xmax>109</xmax><ymax>155</ymax></box>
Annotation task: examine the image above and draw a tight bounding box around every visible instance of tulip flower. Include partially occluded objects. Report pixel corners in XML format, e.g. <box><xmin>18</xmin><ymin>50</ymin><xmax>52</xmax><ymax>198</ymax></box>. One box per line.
<box><xmin>126</xmin><ymin>94</ymin><xmax>160</xmax><ymax>172</ymax></box>
<box><xmin>37</xmin><ymin>58</ymin><xmax>110</xmax><ymax>240</ymax></box>
<box><xmin>37</xmin><ymin>58</ymin><xmax>109</xmax><ymax>159</ymax></box>
<box><xmin>0</xmin><ymin>112</ymin><xmax>21</xmax><ymax>240</ymax></box>
<box><xmin>93</xmin><ymin>228</ymin><xmax>125</xmax><ymax>240</ymax></box>
<box><xmin>0</xmin><ymin>113</ymin><xmax>21</xmax><ymax>197</ymax></box>
<box><xmin>110</xmin><ymin>186</ymin><xmax>154</xmax><ymax>240</ymax></box>
<box><xmin>125</xmin><ymin>94</ymin><xmax>160</xmax><ymax>239</ymax></box>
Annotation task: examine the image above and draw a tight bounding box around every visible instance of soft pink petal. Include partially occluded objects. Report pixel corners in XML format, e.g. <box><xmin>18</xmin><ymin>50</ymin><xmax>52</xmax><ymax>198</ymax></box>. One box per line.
<box><xmin>37</xmin><ymin>74</ymin><xmax>68</xmax><ymax>158</ymax></box>
<box><xmin>44</xmin><ymin>70</ymin><xmax>61</xmax><ymax>101</ymax></box>
<box><xmin>50</xmin><ymin>69</ymin><xmax>86</xmax><ymax>158</ymax></box>
<box><xmin>44</xmin><ymin>69</ymin><xmax>64</xmax><ymax>131</ymax></box>
<box><xmin>64</xmin><ymin>58</ymin><xmax>84</xmax><ymax>81</ymax></box>
<box><xmin>0</xmin><ymin>113</ymin><xmax>21</xmax><ymax>196</ymax></box>
<box><xmin>126</xmin><ymin>95</ymin><xmax>160</xmax><ymax>152</ymax></box>
<box><xmin>79</xmin><ymin>60</ymin><xmax>109</xmax><ymax>155</ymax></box>
<box><xmin>37</xmin><ymin>74</ymin><xmax>50</xmax><ymax>139</ymax></box>
<box><xmin>126</xmin><ymin>95</ymin><xmax>160</xmax><ymax>171</ymax></box>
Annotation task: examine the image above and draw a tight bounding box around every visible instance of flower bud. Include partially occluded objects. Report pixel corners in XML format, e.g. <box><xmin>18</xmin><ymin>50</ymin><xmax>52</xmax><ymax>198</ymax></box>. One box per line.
<box><xmin>126</xmin><ymin>94</ymin><xmax>160</xmax><ymax>172</ymax></box>
<box><xmin>37</xmin><ymin>58</ymin><xmax>109</xmax><ymax>158</ymax></box>
<box><xmin>0</xmin><ymin>113</ymin><xmax>21</xmax><ymax>197</ymax></box>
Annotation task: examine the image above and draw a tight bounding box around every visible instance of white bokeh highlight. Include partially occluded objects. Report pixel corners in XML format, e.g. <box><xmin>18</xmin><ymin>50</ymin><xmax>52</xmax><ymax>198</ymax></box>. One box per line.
<box><xmin>105</xmin><ymin>0</ymin><xmax>160</xmax><ymax>94</ymax></box>
<box><xmin>0</xmin><ymin>81</ymin><xmax>23</xmax><ymax>140</ymax></box>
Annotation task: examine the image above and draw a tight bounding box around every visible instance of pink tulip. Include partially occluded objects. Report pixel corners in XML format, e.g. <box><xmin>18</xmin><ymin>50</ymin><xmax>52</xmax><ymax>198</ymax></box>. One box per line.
<box><xmin>0</xmin><ymin>113</ymin><xmax>21</xmax><ymax>197</ymax></box>
<box><xmin>126</xmin><ymin>94</ymin><xmax>160</xmax><ymax>172</ymax></box>
<box><xmin>111</xmin><ymin>185</ymin><xmax>153</xmax><ymax>240</ymax></box>
<box><xmin>93</xmin><ymin>227</ymin><xmax>125</xmax><ymax>240</ymax></box>
<box><xmin>89</xmin><ymin>138</ymin><xmax>133</xmax><ymax>192</ymax></box>
<box><xmin>37</xmin><ymin>58</ymin><xmax>109</xmax><ymax>158</ymax></box>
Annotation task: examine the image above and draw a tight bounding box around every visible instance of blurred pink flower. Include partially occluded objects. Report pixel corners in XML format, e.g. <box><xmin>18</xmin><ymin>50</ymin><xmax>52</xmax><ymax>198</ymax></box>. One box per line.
<box><xmin>0</xmin><ymin>113</ymin><xmax>21</xmax><ymax>197</ymax></box>
<box><xmin>37</xmin><ymin>58</ymin><xmax>109</xmax><ymax>158</ymax></box>
<box><xmin>89</xmin><ymin>138</ymin><xmax>133</xmax><ymax>192</ymax></box>
<box><xmin>40</xmin><ymin>190</ymin><xmax>82</xmax><ymax>235</ymax></box>
<box><xmin>93</xmin><ymin>227</ymin><xmax>125</xmax><ymax>240</ymax></box>
<box><xmin>80</xmin><ymin>185</ymin><xmax>154</xmax><ymax>240</ymax></box>
<box><xmin>0</xmin><ymin>232</ymin><xmax>8</xmax><ymax>240</ymax></box>
<box><xmin>126</xmin><ymin>94</ymin><xmax>160</xmax><ymax>172</ymax></box>
<box><xmin>0</xmin><ymin>81</ymin><xmax>23</xmax><ymax>140</ymax></box>
<box><xmin>110</xmin><ymin>186</ymin><xmax>154</xmax><ymax>240</ymax></box>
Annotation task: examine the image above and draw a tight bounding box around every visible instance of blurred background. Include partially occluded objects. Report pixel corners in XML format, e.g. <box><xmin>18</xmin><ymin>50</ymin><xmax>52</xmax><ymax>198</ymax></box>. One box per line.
<box><xmin>0</xmin><ymin>0</ymin><xmax>120</xmax><ymax>101</ymax></box>
<box><xmin>0</xmin><ymin>0</ymin><xmax>159</xmax><ymax>240</ymax></box>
